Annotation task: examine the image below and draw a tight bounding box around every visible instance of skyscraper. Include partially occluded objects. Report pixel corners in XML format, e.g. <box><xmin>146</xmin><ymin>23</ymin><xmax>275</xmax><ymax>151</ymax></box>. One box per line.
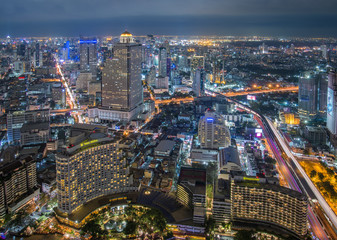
<box><xmin>198</xmin><ymin>110</ymin><xmax>231</xmax><ymax>149</ymax></box>
<box><xmin>102</xmin><ymin>30</ymin><xmax>142</xmax><ymax>111</ymax></box>
<box><xmin>298</xmin><ymin>72</ymin><xmax>318</xmax><ymax>120</ymax></box>
<box><xmin>89</xmin><ymin>31</ymin><xmax>143</xmax><ymax>122</ymax></box>
<box><xmin>298</xmin><ymin>72</ymin><xmax>328</xmax><ymax>120</ymax></box>
<box><xmin>192</xmin><ymin>68</ymin><xmax>205</xmax><ymax>97</ymax></box>
<box><xmin>327</xmin><ymin>70</ymin><xmax>337</xmax><ymax>146</ymax></box>
<box><xmin>79</xmin><ymin>37</ymin><xmax>97</xmax><ymax>77</ymax></box>
<box><xmin>56</xmin><ymin>124</ymin><xmax>134</xmax><ymax>215</ymax></box>
<box><xmin>191</xmin><ymin>56</ymin><xmax>204</xmax><ymax>73</ymax></box>
<box><xmin>158</xmin><ymin>47</ymin><xmax>167</xmax><ymax>77</ymax></box>
<box><xmin>231</xmin><ymin>176</ymin><xmax>308</xmax><ymax>238</ymax></box>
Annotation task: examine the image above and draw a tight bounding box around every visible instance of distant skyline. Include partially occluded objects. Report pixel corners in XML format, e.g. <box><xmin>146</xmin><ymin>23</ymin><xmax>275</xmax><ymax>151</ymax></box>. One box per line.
<box><xmin>1</xmin><ymin>0</ymin><xmax>337</xmax><ymax>37</ymax></box>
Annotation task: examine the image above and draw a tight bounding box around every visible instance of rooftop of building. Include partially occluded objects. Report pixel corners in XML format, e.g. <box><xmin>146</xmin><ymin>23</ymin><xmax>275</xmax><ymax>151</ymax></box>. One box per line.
<box><xmin>21</xmin><ymin>122</ymin><xmax>49</xmax><ymax>132</ymax></box>
<box><xmin>154</xmin><ymin>140</ymin><xmax>176</xmax><ymax>154</ymax></box>
<box><xmin>219</xmin><ymin>146</ymin><xmax>241</xmax><ymax>168</ymax></box>
<box><xmin>190</xmin><ymin>149</ymin><xmax>218</xmax><ymax>161</ymax></box>
<box><xmin>233</xmin><ymin>178</ymin><xmax>307</xmax><ymax>201</ymax></box>
<box><xmin>0</xmin><ymin>156</ymin><xmax>35</xmax><ymax>178</ymax></box>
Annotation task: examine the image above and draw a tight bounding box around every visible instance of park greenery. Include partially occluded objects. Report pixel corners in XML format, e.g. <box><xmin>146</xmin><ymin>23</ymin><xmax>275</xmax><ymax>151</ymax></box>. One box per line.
<box><xmin>123</xmin><ymin>205</ymin><xmax>173</xmax><ymax>239</ymax></box>
<box><xmin>79</xmin><ymin>205</ymin><xmax>172</xmax><ymax>239</ymax></box>
<box><xmin>300</xmin><ymin>160</ymin><xmax>337</xmax><ymax>213</ymax></box>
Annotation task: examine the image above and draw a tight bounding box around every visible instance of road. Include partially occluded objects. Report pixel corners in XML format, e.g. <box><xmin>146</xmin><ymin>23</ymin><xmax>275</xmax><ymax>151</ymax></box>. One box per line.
<box><xmin>254</xmin><ymin>115</ymin><xmax>329</xmax><ymax>240</ymax></box>
<box><xmin>266</xmin><ymin>117</ymin><xmax>337</xmax><ymax>235</ymax></box>
<box><xmin>218</xmin><ymin>94</ymin><xmax>331</xmax><ymax>240</ymax></box>
<box><xmin>55</xmin><ymin>56</ymin><xmax>83</xmax><ymax>123</ymax></box>
<box><xmin>154</xmin><ymin>87</ymin><xmax>298</xmax><ymax>106</ymax></box>
<box><xmin>223</xmin><ymin>86</ymin><xmax>298</xmax><ymax>97</ymax></box>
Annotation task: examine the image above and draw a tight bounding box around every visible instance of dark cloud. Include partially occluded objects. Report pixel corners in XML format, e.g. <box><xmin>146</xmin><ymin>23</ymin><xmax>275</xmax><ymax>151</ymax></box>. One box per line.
<box><xmin>1</xmin><ymin>0</ymin><xmax>337</xmax><ymax>37</ymax></box>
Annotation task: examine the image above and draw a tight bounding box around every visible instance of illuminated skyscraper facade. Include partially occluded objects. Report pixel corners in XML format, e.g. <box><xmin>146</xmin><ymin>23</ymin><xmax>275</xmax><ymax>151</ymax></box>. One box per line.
<box><xmin>158</xmin><ymin>47</ymin><xmax>167</xmax><ymax>77</ymax></box>
<box><xmin>327</xmin><ymin>70</ymin><xmax>337</xmax><ymax>146</ymax></box>
<box><xmin>298</xmin><ymin>72</ymin><xmax>328</xmax><ymax>120</ymax></box>
<box><xmin>56</xmin><ymin>125</ymin><xmax>133</xmax><ymax>214</ymax></box>
<box><xmin>192</xmin><ymin>68</ymin><xmax>205</xmax><ymax>97</ymax></box>
<box><xmin>231</xmin><ymin>177</ymin><xmax>308</xmax><ymax>238</ymax></box>
<box><xmin>101</xmin><ymin>31</ymin><xmax>143</xmax><ymax>112</ymax></box>
<box><xmin>198</xmin><ymin>110</ymin><xmax>231</xmax><ymax>149</ymax></box>
<box><xmin>79</xmin><ymin>37</ymin><xmax>97</xmax><ymax>77</ymax></box>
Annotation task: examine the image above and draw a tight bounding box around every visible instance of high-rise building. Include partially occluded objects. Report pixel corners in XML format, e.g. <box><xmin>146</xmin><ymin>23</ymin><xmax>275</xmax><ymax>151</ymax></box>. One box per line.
<box><xmin>0</xmin><ymin>156</ymin><xmax>38</xmax><ymax>218</ymax></box>
<box><xmin>101</xmin><ymin>31</ymin><xmax>142</xmax><ymax>111</ymax></box>
<box><xmin>191</xmin><ymin>56</ymin><xmax>204</xmax><ymax>73</ymax></box>
<box><xmin>327</xmin><ymin>70</ymin><xmax>337</xmax><ymax>146</ymax></box>
<box><xmin>321</xmin><ymin>45</ymin><xmax>328</xmax><ymax>60</ymax></box>
<box><xmin>158</xmin><ymin>47</ymin><xmax>167</xmax><ymax>77</ymax></box>
<box><xmin>146</xmin><ymin>66</ymin><xmax>156</xmax><ymax>87</ymax></box>
<box><xmin>35</xmin><ymin>43</ymin><xmax>42</xmax><ymax>67</ymax></box>
<box><xmin>89</xmin><ymin>31</ymin><xmax>143</xmax><ymax>122</ymax></box>
<box><xmin>198</xmin><ymin>110</ymin><xmax>231</xmax><ymax>149</ymax></box>
<box><xmin>7</xmin><ymin>109</ymin><xmax>50</xmax><ymax>144</ymax></box>
<box><xmin>298</xmin><ymin>72</ymin><xmax>328</xmax><ymax>120</ymax></box>
<box><xmin>231</xmin><ymin>176</ymin><xmax>308</xmax><ymax>238</ymax></box>
<box><xmin>192</xmin><ymin>68</ymin><xmax>205</xmax><ymax>97</ymax></box>
<box><xmin>79</xmin><ymin>37</ymin><xmax>97</xmax><ymax>77</ymax></box>
<box><xmin>56</xmin><ymin>124</ymin><xmax>135</xmax><ymax>215</ymax></box>
<box><xmin>176</xmin><ymin>167</ymin><xmax>206</xmax><ymax>224</ymax></box>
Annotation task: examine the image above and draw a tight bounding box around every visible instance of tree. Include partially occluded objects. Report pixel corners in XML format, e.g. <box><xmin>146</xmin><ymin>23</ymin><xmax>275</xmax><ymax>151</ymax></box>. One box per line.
<box><xmin>318</xmin><ymin>172</ymin><xmax>324</xmax><ymax>181</ymax></box>
<box><xmin>234</xmin><ymin>230</ymin><xmax>256</xmax><ymax>240</ymax></box>
<box><xmin>310</xmin><ymin>170</ymin><xmax>317</xmax><ymax>178</ymax></box>
<box><xmin>327</xmin><ymin>168</ymin><xmax>335</xmax><ymax>176</ymax></box>
<box><xmin>303</xmin><ymin>148</ymin><xmax>310</xmax><ymax>155</ymax></box>
<box><xmin>81</xmin><ymin>219</ymin><xmax>108</xmax><ymax>239</ymax></box>
<box><xmin>123</xmin><ymin>220</ymin><xmax>137</xmax><ymax>235</ymax></box>
<box><xmin>205</xmin><ymin>216</ymin><xmax>216</xmax><ymax>240</ymax></box>
<box><xmin>164</xmin><ymin>230</ymin><xmax>174</xmax><ymax>239</ymax></box>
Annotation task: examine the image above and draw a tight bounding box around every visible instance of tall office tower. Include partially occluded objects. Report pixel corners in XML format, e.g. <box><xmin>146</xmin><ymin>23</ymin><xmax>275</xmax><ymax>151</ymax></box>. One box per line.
<box><xmin>17</xmin><ymin>43</ymin><xmax>26</xmax><ymax>57</ymax></box>
<box><xmin>158</xmin><ymin>47</ymin><xmax>167</xmax><ymax>77</ymax></box>
<box><xmin>56</xmin><ymin>124</ymin><xmax>134</xmax><ymax>215</ymax></box>
<box><xmin>7</xmin><ymin>109</ymin><xmax>50</xmax><ymax>144</ymax></box>
<box><xmin>90</xmin><ymin>31</ymin><xmax>143</xmax><ymax>122</ymax></box>
<box><xmin>192</xmin><ymin>68</ymin><xmax>205</xmax><ymax>97</ymax></box>
<box><xmin>231</xmin><ymin>176</ymin><xmax>308</xmax><ymax>238</ymax></box>
<box><xmin>146</xmin><ymin>66</ymin><xmax>156</xmax><ymax>87</ymax></box>
<box><xmin>62</xmin><ymin>41</ymin><xmax>70</xmax><ymax>61</ymax></box>
<box><xmin>259</xmin><ymin>43</ymin><xmax>268</xmax><ymax>54</ymax></box>
<box><xmin>327</xmin><ymin>71</ymin><xmax>337</xmax><ymax>147</ymax></box>
<box><xmin>79</xmin><ymin>37</ymin><xmax>97</xmax><ymax>77</ymax></box>
<box><xmin>321</xmin><ymin>45</ymin><xmax>328</xmax><ymax>60</ymax></box>
<box><xmin>198</xmin><ymin>109</ymin><xmax>231</xmax><ymax>149</ymax></box>
<box><xmin>298</xmin><ymin>72</ymin><xmax>318</xmax><ymax>120</ymax></box>
<box><xmin>191</xmin><ymin>56</ymin><xmax>204</xmax><ymax>73</ymax></box>
<box><xmin>318</xmin><ymin>73</ymin><xmax>328</xmax><ymax>118</ymax></box>
<box><xmin>298</xmin><ymin>72</ymin><xmax>328</xmax><ymax>121</ymax></box>
<box><xmin>35</xmin><ymin>43</ymin><xmax>41</xmax><ymax>67</ymax></box>
<box><xmin>0</xmin><ymin>156</ymin><xmax>38</xmax><ymax>218</ymax></box>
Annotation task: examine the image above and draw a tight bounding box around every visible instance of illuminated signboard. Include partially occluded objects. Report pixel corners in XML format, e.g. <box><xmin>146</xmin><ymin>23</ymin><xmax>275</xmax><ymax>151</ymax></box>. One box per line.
<box><xmin>255</xmin><ymin>129</ymin><xmax>263</xmax><ymax>133</ymax></box>
<box><xmin>247</xmin><ymin>95</ymin><xmax>256</xmax><ymax>100</ymax></box>
<box><xmin>243</xmin><ymin>177</ymin><xmax>260</xmax><ymax>181</ymax></box>
<box><xmin>80</xmin><ymin>139</ymin><xmax>98</xmax><ymax>147</ymax></box>
<box><xmin>206</xmin><ymin>118</ymin><xmax>214</xmax><ymax>122</ymax></box>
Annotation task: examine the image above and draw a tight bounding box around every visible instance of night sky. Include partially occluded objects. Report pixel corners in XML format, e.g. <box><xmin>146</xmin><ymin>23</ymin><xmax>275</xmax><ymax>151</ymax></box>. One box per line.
<box><xmin>1</xmin><ymin>0</ymin><xmax>337</xmax><ymax>37</ymax></box>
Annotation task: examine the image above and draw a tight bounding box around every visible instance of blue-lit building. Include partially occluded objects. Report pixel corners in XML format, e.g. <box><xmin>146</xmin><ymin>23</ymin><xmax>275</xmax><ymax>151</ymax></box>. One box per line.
<box><xmin>198</xmin><ymin>109</ymin><xmax>231</xmax><ymax>149</ymax></box>
<box><xmin>79</xmin><ymin>37</ymin><xmax>98</xmax><ymax>78</ymax></box>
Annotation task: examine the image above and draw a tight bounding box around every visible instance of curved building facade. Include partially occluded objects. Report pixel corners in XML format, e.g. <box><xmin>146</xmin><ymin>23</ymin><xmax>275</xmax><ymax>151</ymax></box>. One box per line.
<box><xmin>56</xmin><ymin>133</ymin><xmax>133</xmax><ymax>214</ymax></box>
<box><xmin>231</xmin><ymin>177</ymin><xmax>308</xmax><ymax>237</ymax></box>
<box><xmin>198</xmin><ymin>110</ymin><xmax>231</xmax><ymax>149</ymax></box>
